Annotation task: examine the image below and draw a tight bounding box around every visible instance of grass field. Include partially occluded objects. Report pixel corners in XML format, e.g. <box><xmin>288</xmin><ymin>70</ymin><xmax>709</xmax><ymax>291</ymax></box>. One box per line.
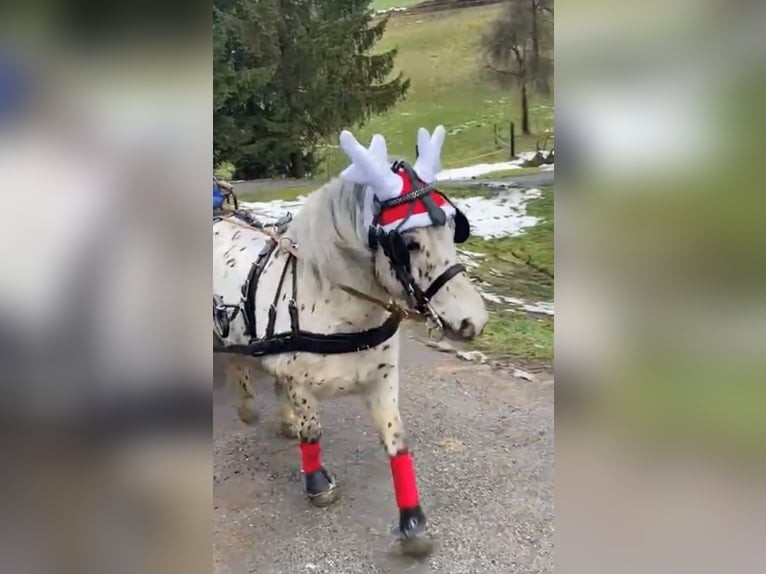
<box><xmin>371</xmin><ymin>0</ymin><xmax>422</xmax><ymax>10</ymax></box>
<box><xmin>319</xmin><ymin>4</ymin><xmax>554</xmax><ymax>175</ymax></box>
<box><xmin>237</xmin><ymin>185</ymin><xmax>315</xmax><ymax>203</ymax></box>
<box><xmin>479</xmin><ymin>166</ymin><xmax>552</xmax><ymax>179</ymax></box>
<box><xmin>466</xmin><ymin>187</ymin><xmax>554</xmax><ymax>364</ymax></box>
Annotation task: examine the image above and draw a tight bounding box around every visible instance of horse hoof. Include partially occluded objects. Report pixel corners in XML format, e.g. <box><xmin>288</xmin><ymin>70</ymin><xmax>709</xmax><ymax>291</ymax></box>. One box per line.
<box><xmin>399</xmin><ymin>506</ymin><xmax>433</xmax><ymax>557</ymax></box>
<box><xmin>309</xmin><ymin>484</ymin><xmax>340</xmax><ymax>507</ymax></box>
<box><xmin>401</xmin><ymin>532</ymin><xmax>434</xmax><ymax>558</ymax></box>
<box><xmin>305</xmin><ymin>468</ymin><xmax>339</xmax><ymax>507</ymax></box>
<box><xmin>279</xmin><ymin>420</ymin><xmax>299</xmax><ymax>439</ymax></box>
<box><xmin>236</xmin><ymin>405</ymin><xmax>258</xmax><ymax>425</ymax></box>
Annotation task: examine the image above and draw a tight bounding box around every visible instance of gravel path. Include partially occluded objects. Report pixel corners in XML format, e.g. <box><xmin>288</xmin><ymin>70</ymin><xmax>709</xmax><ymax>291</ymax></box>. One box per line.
<box><xmin>214</xmin><ymin>334</ymin><xmax>553</xmax><ymax>574</ymax></box>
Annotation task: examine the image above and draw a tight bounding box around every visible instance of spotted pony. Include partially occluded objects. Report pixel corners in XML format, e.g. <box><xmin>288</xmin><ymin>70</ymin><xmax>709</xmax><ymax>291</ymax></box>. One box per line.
<box><xmin>213</xmin><ymin>126</ymin><xmax>488</xmax><ymax>556</ymax></box>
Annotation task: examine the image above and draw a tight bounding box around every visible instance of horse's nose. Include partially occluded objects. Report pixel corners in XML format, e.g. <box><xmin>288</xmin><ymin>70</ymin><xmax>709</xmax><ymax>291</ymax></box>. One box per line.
<box><xmin>459</xmin><ymin>318</ymin><xmax>477</xmax><ymax>339</ymax></box>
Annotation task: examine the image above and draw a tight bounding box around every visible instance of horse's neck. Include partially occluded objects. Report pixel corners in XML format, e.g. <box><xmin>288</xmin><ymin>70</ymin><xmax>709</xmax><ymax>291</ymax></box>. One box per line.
<box><xmin>295</xmin><ymin>260</ymin><xmax>391</xmax><ymax>332</ymax></box>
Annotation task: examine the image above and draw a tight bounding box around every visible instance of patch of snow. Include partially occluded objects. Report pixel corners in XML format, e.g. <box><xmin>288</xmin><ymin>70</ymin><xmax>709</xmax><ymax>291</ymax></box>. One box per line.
<box><xmin>456</xmin><ymin>248</ymin><xmax>486</xmax><ymax>269</ymax></box>
<box><xmin>242</xmin><ymin>188</ymin><xmax>543</xmax><ymax>241</ymax></box>
<box><xmin>457</xmin><ymin>248</ymin><xmax>486</xmax><ymax>259</ymax></box>
<box><xmin>239</xmin><ymin>197</ymin><xmax>307</xmax><ymax>223</ymax></box>
<box><xmin>436</xmin><ymin>162</ymin><xmax>521</xmax><ymax>181</ymax></box>
<box><xmin>453</xmin><ymin>188</ymin><xmax>542</xmax><ymax>239</ymax></box>
<box><xmin>457</xmin><ymin>350</ymin><xmax>488</xmax><ymax>363</ymax></box>
<box><xmin>435</xmin><ymin>151</ymin><xmax>552</xmax><ymax>181</ymax></box>
<box><xmin>375</xmin><ymin>6</ymin><xmax>408</xmax><ymax>16</ymax></box>
<box><xmin>479</xmin><ymin>289</ymin><xmax>555</xmax><ymax>316</ymax></box>
<box><xmin>480</xmin><ymin>291</ymin><xmax>503</xmax><ymax>304</ymax></box>
<box><xmin>513</xmin><ymin>368</ymin><xmax>535</xmax><ymax>381</ymax></box>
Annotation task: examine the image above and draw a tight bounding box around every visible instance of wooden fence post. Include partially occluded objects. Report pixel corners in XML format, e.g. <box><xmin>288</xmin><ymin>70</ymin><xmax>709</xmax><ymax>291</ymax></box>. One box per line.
<box><xmin>510</xmin><ymin>122</ymin><xmax>516</xmax><ymax>159</ymax></box>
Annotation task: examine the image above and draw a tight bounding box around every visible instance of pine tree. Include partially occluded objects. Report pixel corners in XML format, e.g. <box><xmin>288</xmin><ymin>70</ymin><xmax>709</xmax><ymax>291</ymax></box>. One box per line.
<box><xmin>214</xmin><ymin>0</ymin><xmax>409</xmax><ymax>178</ymax></box>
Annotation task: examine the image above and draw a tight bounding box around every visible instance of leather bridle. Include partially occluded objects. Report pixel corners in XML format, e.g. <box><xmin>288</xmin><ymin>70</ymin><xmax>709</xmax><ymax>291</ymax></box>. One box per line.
<box><xmin>366</xmin><ymin>162</ymin><xmax>470</xmax><ymax>337</ymax></box>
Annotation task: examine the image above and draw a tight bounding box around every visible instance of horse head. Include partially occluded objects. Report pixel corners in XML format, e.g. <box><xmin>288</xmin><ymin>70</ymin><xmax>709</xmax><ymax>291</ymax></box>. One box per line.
<box><xmin>339</xmin><ymin>127</ymin><xmax>488</xmax><ymax>340</ymax></box>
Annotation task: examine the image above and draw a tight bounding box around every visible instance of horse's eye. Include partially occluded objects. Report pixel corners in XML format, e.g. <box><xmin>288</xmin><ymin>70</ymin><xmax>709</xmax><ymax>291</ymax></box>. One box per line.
<box><xmin>406</xmin><ymin>241</ymin><xmax>420</xmax><ymax>252</ymax></box>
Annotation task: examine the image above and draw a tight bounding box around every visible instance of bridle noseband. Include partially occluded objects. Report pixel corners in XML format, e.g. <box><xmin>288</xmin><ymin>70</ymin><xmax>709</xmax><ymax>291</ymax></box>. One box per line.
<box><xmin>367</xmin><ymin>162</ymin><xmax>470</xmax><ymax>338</ymax></box>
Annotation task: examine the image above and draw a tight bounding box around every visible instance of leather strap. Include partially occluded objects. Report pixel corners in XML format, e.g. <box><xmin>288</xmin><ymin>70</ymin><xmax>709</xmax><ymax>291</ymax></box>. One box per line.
<box><xmin>424</xmin><ymin>263</ymin><xmax>465</xmax><ymax>300</ymax></box>
<box><xmin>213</xmin><ymin>310</ymin><xmax>402</xmax><ymax>357</ymax></box>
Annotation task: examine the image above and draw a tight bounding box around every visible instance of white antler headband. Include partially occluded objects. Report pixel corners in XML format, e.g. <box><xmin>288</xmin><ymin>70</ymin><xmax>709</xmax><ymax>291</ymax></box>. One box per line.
<box><xmin>339</xmin><ymin>131</ymin><xmax>402</xmax><ymax>200</ymax></box>
<box><xmin>413</xmin><ymin>125</ymin><xmax>446</xmax><ymax>184</ymax></box>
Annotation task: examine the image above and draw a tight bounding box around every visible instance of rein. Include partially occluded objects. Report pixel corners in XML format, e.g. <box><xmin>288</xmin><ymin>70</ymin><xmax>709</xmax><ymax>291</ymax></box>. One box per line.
<box><xmin>338</xmin><ymin>285</ymin><xmax>422</xmax><ymax>322</ymax></box>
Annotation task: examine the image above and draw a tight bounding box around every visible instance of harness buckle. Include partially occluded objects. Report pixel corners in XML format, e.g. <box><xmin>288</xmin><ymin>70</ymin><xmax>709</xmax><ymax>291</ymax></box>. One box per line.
<box><xmin>279</xmin><ymin>237</ymin><xmax>296</xmax><ymax>253</ymax></box>
<box><xmin>424</xmin><ymin>303</ymin><xmax>444</xmax><ymax>342</ymax></box>
<box><xmin>287</xmin><ymin>299</ymin><xmax>300</xmax><ymax>336</ymax></box>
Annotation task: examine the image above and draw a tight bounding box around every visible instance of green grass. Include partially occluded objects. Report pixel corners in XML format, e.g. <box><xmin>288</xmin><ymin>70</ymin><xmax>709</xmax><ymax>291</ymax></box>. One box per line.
<box><xmin>467</xmin><ymin>187</ymin><xmax>554</xmax><ymax>365</ymax></box>
<box><xmin>320</xmin><ymin>5</ymin><xmax>554</xmax><ymax>174</ymax></box>
<box><xmin>214</xmin><ymin>161</ymin><xmax>236</xmax><ymax>181</ymax></box>
<box><xmin>478</xmin><ymin>310</ymin><xmax>554</xmax><ymax>365</ymax></box>
<box><xmin>236</xmin><ymin>185</ymin><xmax>317</xmax><ymax>203</ymax></box>
<box><xmin>465</xmin><ymin>186</ymin><xmax>553</xmax><ymax>298</ymax></box>
<box><xmin>477</xmin><ymin>166</ymin><xmax>550</xmax><ymax>179</ymax></box>
<box><xmin>371</xmin><ymin>0</ymin><xmax>422</xmax><ymax>10</ymax></box>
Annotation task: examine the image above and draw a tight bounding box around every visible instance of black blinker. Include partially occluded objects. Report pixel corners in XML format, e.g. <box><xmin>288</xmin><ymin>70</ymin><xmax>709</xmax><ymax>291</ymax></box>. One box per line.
<box><xmin>377</xmin><ymin>229</ymin><xmax>411</xmax><ymax>272</ymax></box>
<box><xmin>454</xmin><ymin>208</ymin><xmax>470</xmax><ymax>244</ymax></box>
<box><xmin>368</xmin><ymin>226</ymin><xmax>379</xmax><ymax>249</ymax></box>
<box><xmin>388</xmin><ymin>231</ymin><xmax>411</xmax><ymax>271</ymax></box>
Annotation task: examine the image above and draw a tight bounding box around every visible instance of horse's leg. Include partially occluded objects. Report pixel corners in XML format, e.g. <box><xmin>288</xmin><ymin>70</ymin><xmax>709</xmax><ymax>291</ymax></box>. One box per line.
<box><xmin>283</xmin><ymin>379</ymin><xmax>339</xmax><ymax>507</ymax></box>
<box><xmin>364</xmin><ymin>369</ymin><xmax>433</xmax><ymax>557</ymax></box>
<box><xmin>273</xmin><ymin>379</ymin><xmax>299</xmax><ymax>439</ymax></box>
<box><xmin>226</xmin><ymin>356</ymin><xmax>257</xmax><ymax>425</ymax></box>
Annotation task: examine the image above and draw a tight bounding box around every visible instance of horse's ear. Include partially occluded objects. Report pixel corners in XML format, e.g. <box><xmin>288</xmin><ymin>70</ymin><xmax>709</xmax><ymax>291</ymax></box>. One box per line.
<box><xmin>413</xmin><ymin>125</ymin><xmax>446</xmax><ymax>184</ymax></box>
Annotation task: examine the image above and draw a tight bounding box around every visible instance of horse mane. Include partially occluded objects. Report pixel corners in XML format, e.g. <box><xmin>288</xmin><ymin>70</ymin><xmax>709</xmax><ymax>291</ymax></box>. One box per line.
<box><xmin>285</xmin><ymin>178</ymin><xmax>376</xmax><ymax>291</ymax></box>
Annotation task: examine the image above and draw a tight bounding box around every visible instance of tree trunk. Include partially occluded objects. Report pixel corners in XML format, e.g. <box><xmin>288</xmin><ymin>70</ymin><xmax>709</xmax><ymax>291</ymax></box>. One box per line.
<box><xmin>521</xmin><ymin>79</ymin><xmax>530</xmax><ymax>135</ymax></box>
<box><xmin>291</xmin><ymin>151</ymin><xmax>306</xmax><ymax>179</ymax></box>
<box><xmin>530</xmin><ymin>0</ymin><xmax>550</xmax><ymax>94</ymax></box>
<box><xmin>531</xmin><ymin>2</ymin><xmax>540</xmax><ymax>78</ymax></box>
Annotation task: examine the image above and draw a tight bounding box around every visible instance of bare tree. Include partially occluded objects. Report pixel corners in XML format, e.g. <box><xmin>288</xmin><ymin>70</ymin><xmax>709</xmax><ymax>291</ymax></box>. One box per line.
<box><xmin>531</xmin><ymin>0</ymin><xmax>553</xmax><ymax>94</ymax></box>
<box><xmin>482</xmin><ymin>0</ymin><xmax>553</xmax><ymax>135</ymax></box>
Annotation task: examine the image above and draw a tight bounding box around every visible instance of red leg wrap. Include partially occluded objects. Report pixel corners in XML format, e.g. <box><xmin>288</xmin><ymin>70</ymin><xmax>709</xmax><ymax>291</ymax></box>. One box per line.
<box><xmin>300</xmin><ymin>441</ymin><xmax>322</xmax><ymax>474</ymax></box>
<box><xmin>390</xmin><ymin>450</ymin><xmax>420</xmax><ymax>509</ymax></box>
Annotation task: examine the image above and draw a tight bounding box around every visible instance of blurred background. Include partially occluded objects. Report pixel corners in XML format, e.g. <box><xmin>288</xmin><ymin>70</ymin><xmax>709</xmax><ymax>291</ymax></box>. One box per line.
<box><xmin>556</xmin><ymin>0</ymin><xmax>766</xmax><ymax>572</ymax></box>
<box><xmin>0</xmin><ymin>1</ymin><xmax>211</xmax><ymax>573</ymax></box>
<box><xmin>2</xmin><ymin>0</ymin><xmax>766</xmax><ymax>571</ymax></box>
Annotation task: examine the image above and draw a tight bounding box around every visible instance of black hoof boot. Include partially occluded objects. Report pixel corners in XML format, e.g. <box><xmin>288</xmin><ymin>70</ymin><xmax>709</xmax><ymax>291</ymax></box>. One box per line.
<box><xmin>304</xmin><ymin>467</ymin><xmax>339</xmax><ymax>507</ymax></box>
<box><xmin>399</xmin><ymin>505</ymin><xmax>434</xmax><ymax>557</ymax></box>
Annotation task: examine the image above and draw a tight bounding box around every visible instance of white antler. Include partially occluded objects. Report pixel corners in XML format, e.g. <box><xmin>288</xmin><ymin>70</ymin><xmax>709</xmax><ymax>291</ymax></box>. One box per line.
<box><xmin>413</xmin><ymin>125</ymin><xmax>446</xmax><ymax>183</ymax></box>
<box><xmin>339</xmin><ymin>131</ymin><xmax>402</xmax><ymax>200</ymax></box>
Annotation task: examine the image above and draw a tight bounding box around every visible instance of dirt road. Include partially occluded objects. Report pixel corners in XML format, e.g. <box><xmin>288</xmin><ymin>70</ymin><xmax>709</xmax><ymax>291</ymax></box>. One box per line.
<box><xmin>214</xmin><ymin>334</ymin><xmax>553</xmax><ymax>573</ymax></box>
